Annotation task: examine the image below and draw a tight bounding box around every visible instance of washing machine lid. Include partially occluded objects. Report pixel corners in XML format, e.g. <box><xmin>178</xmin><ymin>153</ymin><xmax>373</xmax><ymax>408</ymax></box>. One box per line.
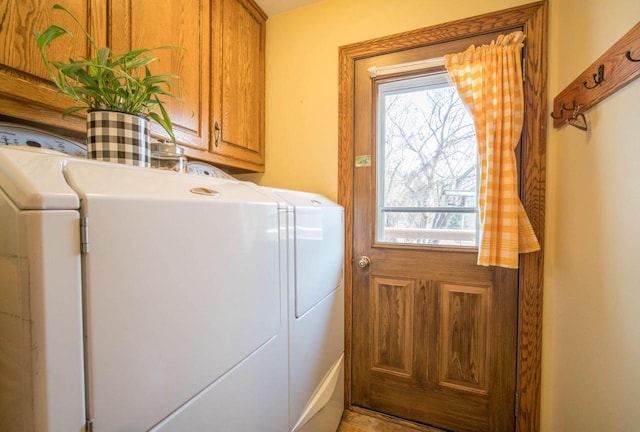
<box><xmin>0</xmin><ymin>146</ymin><xmax>80</xmax><ymax>210</ymax></box>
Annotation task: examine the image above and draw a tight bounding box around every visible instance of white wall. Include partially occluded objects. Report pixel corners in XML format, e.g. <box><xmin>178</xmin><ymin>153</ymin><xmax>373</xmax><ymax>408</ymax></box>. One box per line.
<box><xmin>249</xmin><ymin>0</ymin><xmax>640</xmax><ymax>429</ymax></box>
<box><xmin>543</xmin><ymin>0</ymin><xmax>640</xmax><ymax>430</ymax></box>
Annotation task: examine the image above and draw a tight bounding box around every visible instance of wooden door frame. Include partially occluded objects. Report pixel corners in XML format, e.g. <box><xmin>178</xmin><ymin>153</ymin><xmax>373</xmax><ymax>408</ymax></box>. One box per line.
<box><xmin>337</xmin><ymin>2</ymin><xmax>548</xmax><ymax>431</ymax></box>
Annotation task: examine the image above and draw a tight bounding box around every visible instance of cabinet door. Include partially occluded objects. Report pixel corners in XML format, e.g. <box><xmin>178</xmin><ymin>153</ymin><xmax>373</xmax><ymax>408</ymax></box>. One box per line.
<box><xmin>211</xmin><ymin>0</ymin><xmax>266</xmax><ymax>172</ymax></box>
<box><xmin>0</xmin><ymin>0</ymin><xmax>106</xmax><ymax>132</ymax></box>
<box><xmin>110</xmin><ymin>0</ymin><xmax>210</xmax><ymax>150</ymax></box>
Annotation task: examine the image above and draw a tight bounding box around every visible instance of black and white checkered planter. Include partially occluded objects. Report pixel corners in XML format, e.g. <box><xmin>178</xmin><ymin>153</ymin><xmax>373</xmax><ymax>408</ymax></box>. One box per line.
<box><xmin>87</xmin><ymin>111</ymin><xmax>151</xmax><ymax>167</ymax></box>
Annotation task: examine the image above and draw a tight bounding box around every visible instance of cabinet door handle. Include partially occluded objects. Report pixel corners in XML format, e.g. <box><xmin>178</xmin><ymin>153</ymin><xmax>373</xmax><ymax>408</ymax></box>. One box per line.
<box><xmin>214</xmin><ymin>121</ymin><xmax>220</xmax><ymax>147</ymax></box>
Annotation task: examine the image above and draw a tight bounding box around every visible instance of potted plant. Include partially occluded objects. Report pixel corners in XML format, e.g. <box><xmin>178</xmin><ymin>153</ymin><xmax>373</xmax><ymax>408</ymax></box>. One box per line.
<box><xmin>34</xmin><ymin>4</ymin><xmax>181</xmax><ymax>167</ymax></box>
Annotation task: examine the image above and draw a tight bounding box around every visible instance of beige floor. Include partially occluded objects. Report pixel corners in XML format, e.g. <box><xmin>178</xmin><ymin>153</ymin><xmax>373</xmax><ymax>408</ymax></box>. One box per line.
<box><xmin>337</xmin><ymin>409</ymin><xmax>445</xmax><ymax>432</ymax></box>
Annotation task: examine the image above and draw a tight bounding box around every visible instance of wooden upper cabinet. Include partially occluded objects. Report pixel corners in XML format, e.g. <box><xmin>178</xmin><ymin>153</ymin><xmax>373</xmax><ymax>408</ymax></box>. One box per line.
<box><xmin>109</xmin><ymin>0</ymin><xmax>210</xmax><ymax>150</ymax></box>
<box><xmin>108</xmin><ymin>0</ymin><xmax>266</xmax><ymax>172</ymax></box>
<box><xmin>0</xmin><ymin>0</ymin><xmax>266</xmax><ymax>173</ymax></box>
<box><xmin>0</xmin><ymin>0</ymin><xmax>106</xmax><ymax>131</ymax></box>
<box><xmin>210</xmin><ymin>0</ymin><xmax>266</xmax><ymax>172</ymax></box>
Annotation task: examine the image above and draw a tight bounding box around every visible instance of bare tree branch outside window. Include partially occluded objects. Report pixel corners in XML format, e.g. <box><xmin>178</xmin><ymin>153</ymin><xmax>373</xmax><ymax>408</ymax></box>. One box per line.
<box><xmin>378</xmin><ymin>74</ymin><xmax>478</xmax><ymax>246</ymax></box>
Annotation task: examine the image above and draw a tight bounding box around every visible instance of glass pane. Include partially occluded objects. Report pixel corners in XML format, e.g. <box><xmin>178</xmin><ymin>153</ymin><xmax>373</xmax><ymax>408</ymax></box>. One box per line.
<box><xmin>376</xmin><ymin>73</ymin><xmax>478</xmax><ymax>247</ymax></box>
<box><xmin>381</xmin><ymin>211</ymin><xmax>477</xmax><ymax>246</ymax></box>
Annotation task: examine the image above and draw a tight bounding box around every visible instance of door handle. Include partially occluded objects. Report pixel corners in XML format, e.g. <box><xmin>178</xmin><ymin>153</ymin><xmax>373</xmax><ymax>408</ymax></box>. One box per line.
<box><xmin>357</xmin><ymin>256</ymin><xmax>371</xmax><ymax>269</ymax></box>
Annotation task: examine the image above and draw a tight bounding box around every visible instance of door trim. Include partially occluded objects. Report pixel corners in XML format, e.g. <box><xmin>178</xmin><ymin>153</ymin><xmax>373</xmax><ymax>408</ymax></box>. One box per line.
<box><xmin>337</xmin><ymin>2</ymin><xmax>548</xmax><ymax>431</ymax></box>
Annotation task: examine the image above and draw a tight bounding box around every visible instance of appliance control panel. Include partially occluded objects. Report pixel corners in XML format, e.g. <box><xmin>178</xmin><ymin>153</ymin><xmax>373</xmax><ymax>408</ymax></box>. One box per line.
<box><xmin>0</xmin><ymin>122</ymin><xmax>87</xmax><ymax>157</ymax></box>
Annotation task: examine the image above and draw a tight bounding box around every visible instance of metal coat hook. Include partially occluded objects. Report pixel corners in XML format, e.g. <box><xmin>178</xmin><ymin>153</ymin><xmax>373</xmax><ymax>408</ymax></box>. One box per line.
<box><xmin>625</xmin><ymin>50</ymin><xmax>640</xmax><ymax>62</ymax></box>
<box><xmin>551</xmin><ymin>101</ymin><xmax>577</xmax><ymax>120</ymax></box>
<box><xmin>583</xmin><ymin>64</ymin><xmax>605</xmax><ymax>89</ymax></box>
<box><xmin>550</xmin><ymin>107</ymin><xmax>564</xmax><ymax>119</ymax></box>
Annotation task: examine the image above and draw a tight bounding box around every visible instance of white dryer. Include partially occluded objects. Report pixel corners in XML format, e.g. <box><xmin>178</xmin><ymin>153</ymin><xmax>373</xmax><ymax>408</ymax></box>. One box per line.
<box><xmin>270</xmin><ymin>189</ymin><xmax>345</xmax><ymax>432</ymax></box>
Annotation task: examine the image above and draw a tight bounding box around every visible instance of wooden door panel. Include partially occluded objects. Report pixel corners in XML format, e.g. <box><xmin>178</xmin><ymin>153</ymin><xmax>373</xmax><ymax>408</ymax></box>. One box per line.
<box><xmin>371</xmin><ymin>277</ymin><xmax>415</xmax><ymax>376</ymax></box>
<box><xmin>366</xmin><ymin>382</ymin><xmax>489</xmax><ymax>432</ymax></box>
<box><xmin>440</xmin><ymin>282</ymin><xmax>490</xmax><ymax>394</ymax></box>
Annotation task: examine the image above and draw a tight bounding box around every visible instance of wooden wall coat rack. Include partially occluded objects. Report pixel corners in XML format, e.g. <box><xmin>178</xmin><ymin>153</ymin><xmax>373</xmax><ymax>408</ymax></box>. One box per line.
<box><xmin>551</xmin><ymin>21</ymin><xmax>640</xmax><ymax>130</ymax></box>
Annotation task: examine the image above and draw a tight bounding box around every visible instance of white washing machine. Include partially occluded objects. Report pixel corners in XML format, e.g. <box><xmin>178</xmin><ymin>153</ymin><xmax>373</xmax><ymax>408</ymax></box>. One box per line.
<box><xmin>0</xmin><ymin>137</ymin><xmax>344</xmax><ymax>431</ymax></box>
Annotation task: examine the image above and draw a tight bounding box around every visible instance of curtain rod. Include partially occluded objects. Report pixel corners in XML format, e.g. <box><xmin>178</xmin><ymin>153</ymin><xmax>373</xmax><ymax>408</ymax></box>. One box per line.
<box><xmin>368</xmin><ymin>57</ymin><xmax>446</xmax><ymax>78</ymax></box>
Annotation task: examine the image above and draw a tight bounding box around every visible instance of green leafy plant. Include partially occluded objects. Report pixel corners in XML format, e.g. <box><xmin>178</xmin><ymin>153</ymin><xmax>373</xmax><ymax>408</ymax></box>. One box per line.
<box><xmin>34</xmin><ymin>4</ymin><xmax>181</xmax><ymax>142</ymax></box>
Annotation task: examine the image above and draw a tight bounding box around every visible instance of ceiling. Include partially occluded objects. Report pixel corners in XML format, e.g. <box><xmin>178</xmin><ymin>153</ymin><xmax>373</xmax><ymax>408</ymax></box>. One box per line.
<box><xmin>255</xmin><ymin>0</ymin><xmax>323</xmax><ymax>17</ymax></box>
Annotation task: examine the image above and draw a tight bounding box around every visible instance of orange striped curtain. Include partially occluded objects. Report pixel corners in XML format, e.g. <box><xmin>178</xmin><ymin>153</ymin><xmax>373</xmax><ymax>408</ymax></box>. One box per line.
<box><xmin>444</xmin><ymin>31</ymin><xmax>539</xmax><ymax>268</ymax></box>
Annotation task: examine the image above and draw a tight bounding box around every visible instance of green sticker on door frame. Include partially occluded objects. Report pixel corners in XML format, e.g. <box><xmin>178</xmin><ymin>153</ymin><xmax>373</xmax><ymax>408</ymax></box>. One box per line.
<box><xmin>355</xmin><ymin>154</ymin><xmax>371</xmax><ymax>167</ymax></box>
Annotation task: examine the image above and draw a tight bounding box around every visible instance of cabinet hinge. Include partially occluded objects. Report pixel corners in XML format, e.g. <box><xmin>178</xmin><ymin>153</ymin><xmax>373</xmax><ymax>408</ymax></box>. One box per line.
<box><xmin>85</xmin><ymin>419</ymin><xmax>94</xmax><ymax>432</ymax></box>
<box><xmin>80</xmin><ymin>217</ymin><xmax>90</xmax><ymax>254</ymax></box>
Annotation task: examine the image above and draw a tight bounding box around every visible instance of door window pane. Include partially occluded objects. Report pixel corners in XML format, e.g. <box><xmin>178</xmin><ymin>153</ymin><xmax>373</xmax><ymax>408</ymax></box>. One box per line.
<box><xmin>376</xmin><ymin>72</ymin><xmax>478</xmax><ymax>246</ymax></box>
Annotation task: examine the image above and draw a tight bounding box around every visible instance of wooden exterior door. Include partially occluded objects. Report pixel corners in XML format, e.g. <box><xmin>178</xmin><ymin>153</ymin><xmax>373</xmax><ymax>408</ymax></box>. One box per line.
<box><xmin>340</xmin><ymin>4</ymin><xmax>548</xmax><ymax>431</ymax></box>
<box><xmin>350</xmin><ymin>35</ymin><xmax>520</xmax><ymax>432</ymax></box>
